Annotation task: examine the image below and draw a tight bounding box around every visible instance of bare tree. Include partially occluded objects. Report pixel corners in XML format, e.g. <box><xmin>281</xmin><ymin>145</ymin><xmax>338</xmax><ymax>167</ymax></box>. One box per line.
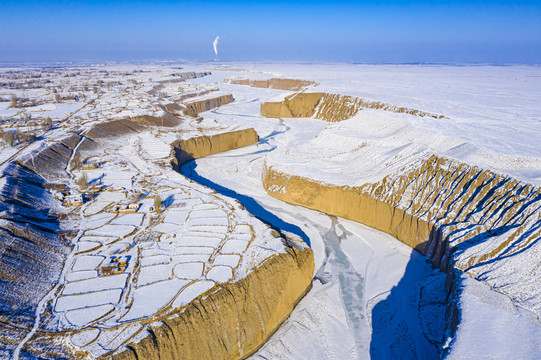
<box><xmin>15</xmin><ymin>126</ymin><xmax>21</xmax><ymax>144</ymax></box>
<box><xmin>4</xmin><ymin>132</ymin><xmax>15</xmax><ymax>147</ymax></box>
<box><xmin>154</xmin><ymin>195</ymin><xmax>162</xmax><ymax>213</ymax></box>
<box><xmin>71</xmin><ymin>154</ymin><xmax>81</xmax><ymax>170</ymax></box>
<box><xmin>77</xmin><ymin>172</ymin><xmax>88</xmax><ymax>190</ymax></box>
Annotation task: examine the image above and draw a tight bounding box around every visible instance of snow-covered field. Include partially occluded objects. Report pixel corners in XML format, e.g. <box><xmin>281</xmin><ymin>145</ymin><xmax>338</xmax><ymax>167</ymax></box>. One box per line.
<box><xmin>1</xmin><ymin>63</ymin><xmax>540</xmax><ymax>359</ymax></box>
<box><xmin>49</xmin><ymin>127</ymin><xmax>290</xmax><ymax>357</ymax></box>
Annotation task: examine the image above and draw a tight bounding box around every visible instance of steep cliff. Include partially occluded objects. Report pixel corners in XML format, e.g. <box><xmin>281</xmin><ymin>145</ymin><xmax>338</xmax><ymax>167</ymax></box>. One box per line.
<box><xmin>262</xmin><ymin>154</ymin><xmax>541</xmax><ymax>315</ymax></box>
<box><xmin>261</xmin><ymin>92</ymin><xmax>444</xmax><ymax>122</ymax></box>
<box><xmin>108</xmin><ymin>242</ymin><xmax>314</xmax><ymax>360</ymax></box>
<box><xmin>226</xmin><ymin>78</ymin><xmax>317</xmax><ymax>91</ymax></box>
<box><xmin>183</xmin><ymin>94</ymin><xmax>234</xmax><ymax>117</ymax></box>
<box><xmin>171</xmin><ymin>128</ymin><xmax>259</xmax><ymax>170</ymax></box>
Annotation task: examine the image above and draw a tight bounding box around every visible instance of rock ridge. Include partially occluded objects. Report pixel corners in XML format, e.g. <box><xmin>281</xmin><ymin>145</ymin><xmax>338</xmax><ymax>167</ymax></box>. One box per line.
<box><xmin>262</xmin><ymin>154</ymin><xmax>541</xmax><ymax>316</ymax></box>
<box><xmin>261</xmin><ymin>92</ymin><xmax>445</xmax><ymax>122</ymax></box>
<box><xmin>171</xmin><ymin>128</ymin><xmax>259</xmax><ymax>170</ymax></box>
<box><xmin>183</xmin><ymin>94</ymin><xmax>234</xmax><ymax>117</ymax></box>
<box><xmin>0</xmin><ymin>135</ymin><xmax>80</xmax><ymax>354</ymax></box>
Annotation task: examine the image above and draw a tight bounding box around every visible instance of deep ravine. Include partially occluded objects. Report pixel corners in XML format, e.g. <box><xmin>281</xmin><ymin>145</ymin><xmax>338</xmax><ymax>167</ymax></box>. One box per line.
<box><xmin>179</xmin><ymin>117</ymin><xmax>443</xmax><ymax>359</ymax></box>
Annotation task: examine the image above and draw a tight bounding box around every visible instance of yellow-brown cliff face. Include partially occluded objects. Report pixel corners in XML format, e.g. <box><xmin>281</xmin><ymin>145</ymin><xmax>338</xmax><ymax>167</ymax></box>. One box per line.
<box><xmin>108</xmin><ymin>244</ymin><xmax>314</xmax><ymax>360</ymax></box>
<box><xmin>183</xmin><ymin>94</ymin><xmax>234</xmax><ymax>117</ymax></box>
<box><xmin>261</xmin><ymin>92</ymin><xmax>444</xmax><ymax>122</ymax></box>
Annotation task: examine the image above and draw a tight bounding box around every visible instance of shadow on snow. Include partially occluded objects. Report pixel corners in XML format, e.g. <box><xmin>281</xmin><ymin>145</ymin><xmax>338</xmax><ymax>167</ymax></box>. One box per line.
<box><xmin>179</xmin><ymin>160</ymin><xmax>311</xmax><ymax>247</ymax></box>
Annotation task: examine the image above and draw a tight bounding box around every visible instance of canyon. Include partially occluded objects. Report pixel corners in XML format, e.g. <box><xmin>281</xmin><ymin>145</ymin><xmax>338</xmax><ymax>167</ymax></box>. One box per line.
<box><xmin>0</xmin><ymin>63</ymin><xmax>539</xmax><ymax>359</ymax></box>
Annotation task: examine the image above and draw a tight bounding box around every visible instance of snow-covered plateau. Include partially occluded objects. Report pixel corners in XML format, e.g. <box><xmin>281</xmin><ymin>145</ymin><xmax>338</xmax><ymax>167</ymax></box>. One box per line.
<box><xmin>0</xmin><ymin>63</ymin><xmax>540</xmax><ymax>359</ymax></box>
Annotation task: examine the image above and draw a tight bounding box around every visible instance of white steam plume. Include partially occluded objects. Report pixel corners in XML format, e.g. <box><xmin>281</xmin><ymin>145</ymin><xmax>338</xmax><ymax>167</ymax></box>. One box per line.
<box><xmin>213</xmin><ymin>36</ymin><xmax>220</xmax><ymax>57</ymax></box>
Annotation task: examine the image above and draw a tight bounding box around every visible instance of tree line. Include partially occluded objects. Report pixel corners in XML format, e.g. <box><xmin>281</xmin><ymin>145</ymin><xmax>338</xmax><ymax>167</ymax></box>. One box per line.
<box><xmin>0</xmin><ymin>117</ymin><xmax>53</xmax><ymax>147</ymax></box>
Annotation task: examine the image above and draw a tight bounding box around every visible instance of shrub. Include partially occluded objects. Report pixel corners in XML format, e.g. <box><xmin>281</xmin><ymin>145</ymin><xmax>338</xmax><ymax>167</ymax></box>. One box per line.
<box><xmin>77</xmin><ymin>172</ymin><xmax>88</xmax><ymax>190</ymax></box>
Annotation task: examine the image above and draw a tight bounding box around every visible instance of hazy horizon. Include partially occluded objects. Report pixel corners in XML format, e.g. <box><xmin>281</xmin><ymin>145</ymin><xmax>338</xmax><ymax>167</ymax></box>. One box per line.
<box><xmin>1</xmin><ymin>0</ymin><xmax>540</xmax><ymax>64</ymax></box>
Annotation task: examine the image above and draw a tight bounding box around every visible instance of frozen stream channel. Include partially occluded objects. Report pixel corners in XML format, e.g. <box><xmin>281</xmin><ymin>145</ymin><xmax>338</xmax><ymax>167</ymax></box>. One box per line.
<box><xmin>180</xmin><ymin>117</ymin><xmax>445</xmax><ymax>359</ymax></box>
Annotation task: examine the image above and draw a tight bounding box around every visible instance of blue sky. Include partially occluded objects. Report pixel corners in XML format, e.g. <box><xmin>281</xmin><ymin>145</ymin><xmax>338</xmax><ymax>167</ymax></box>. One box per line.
<box><xmin>1</xmin><ymin>0</ymin><xmax>540</xmax><ymax>63</ymax></box>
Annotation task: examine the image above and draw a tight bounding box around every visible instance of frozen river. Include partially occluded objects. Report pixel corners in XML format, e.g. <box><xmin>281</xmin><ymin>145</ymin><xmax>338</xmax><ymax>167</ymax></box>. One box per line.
<box><xmin>180</xmin><ymin>116</ymin><xmax>445</xmax><ymax>359</ymax></box>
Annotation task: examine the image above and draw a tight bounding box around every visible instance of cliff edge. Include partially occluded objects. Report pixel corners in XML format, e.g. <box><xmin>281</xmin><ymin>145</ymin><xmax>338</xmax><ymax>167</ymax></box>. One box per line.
<box><xmin>171</xmin><ymin>128</ymin><xmax>259</xmax><ymax>170</ymax></box>
<box><xmin>109</xmin><ymin>241</ymin><xmax>313</xmax><ymax>360</ymax></box>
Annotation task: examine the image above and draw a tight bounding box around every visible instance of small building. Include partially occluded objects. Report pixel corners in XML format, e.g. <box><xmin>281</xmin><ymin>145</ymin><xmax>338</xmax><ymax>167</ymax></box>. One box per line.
<box><xmin>81</xmin><ymin>163</ymin><xmax>98</xmax><ymax>170</ymax></box>
<box><xmin>110</xmin><ymin>203</ymin><xmax>139</xmax><ymax>214</ymax></box>
<box><xmin>100</xmin><ymin>256</ymin><xmax>130</xmax><ymax>275</ymax></box>
<box><xmin>81</xmin><ymin>159</ymin><xmax>101</xmax><ymax>170</ymax></box>
<box><xmin>64</xmin><ymin>194</ymin><xmax>83</xmax><ymax>206</ymax></box>
<box><xmin>53</xmin><ymin>192</ymin><xmax>64</xmax><ymax>201</ymax></box>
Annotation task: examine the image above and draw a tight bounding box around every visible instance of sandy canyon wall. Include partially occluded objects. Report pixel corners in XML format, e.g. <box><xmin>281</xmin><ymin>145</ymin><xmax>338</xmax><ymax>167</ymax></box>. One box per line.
<box><xmin>183</xmin><ymin>94</ymin><xmax>234</xmax><ymax>117</ymax></box>
<box><xmin>262</xmin><ymin>154</ymin><xmax>541</xmax><ymax>315</ymax></box>
<box><xmin>109</xmin><ymin>243</ymin><xmax>314</xmax><ymax>360</ymax></box>
<box><xmin>171</xmin><ymin>128</ymin><xmax>259</xmax><ymax>170</ymax></box>
<box><xmin>226</xmin><ymin>78</ymin><xmax>317</xmax><ymax>91</ymax></box>
<box><xmin>261</xmin><ymin>92</ymin><xmax>444</xmax><ymax>122</ymax></box>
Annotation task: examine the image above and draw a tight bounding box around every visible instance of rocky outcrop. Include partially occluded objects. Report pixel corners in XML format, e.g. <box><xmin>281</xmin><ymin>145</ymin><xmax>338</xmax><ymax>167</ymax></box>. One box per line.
<box><xmin>108</xmin><ymin>243</ymin><xmax>314</xmax><ymax>360</ymax></box>
<box><xmin>261</xmin><ymin>93</ymin><xmax>324</xmax><ymax>119</ymax></box>
<box><xmin>183</xmin><ymin>94</ymin><xmax>234</xmax><ymax>117</ymax></box>
<box><xmin>262</xmin><ymin>154</ymin><xmax>541</xmax><ymax>315</ymax></box>
<box><xmin>261</xmin><ymin>92</ymin><xmax>444</xmax><ymax>122</ymax></box>
<box><xmin>171</xmin><ymin>128</ymin><xmax>259</xmax><ymax>170</ymax></box>
<box><xmin>226</xmin><ymin>78</ymin><xmax>317</xmax><ymax>91</ymax></box>
<box><xmin>173</xmin><ymin>71</ymin><xmax>211</xmax><ymax>81</ymax></box>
